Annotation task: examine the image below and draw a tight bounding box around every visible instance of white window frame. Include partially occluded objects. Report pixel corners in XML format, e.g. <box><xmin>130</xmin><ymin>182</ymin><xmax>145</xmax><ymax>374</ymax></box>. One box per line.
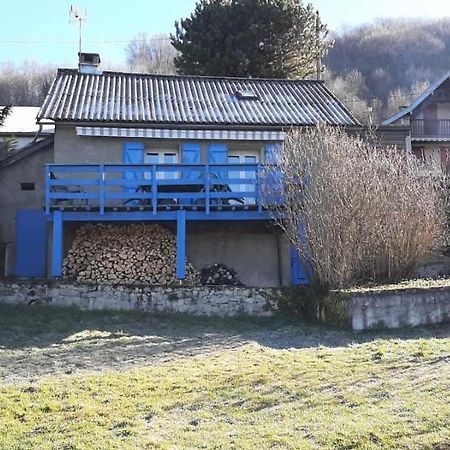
<box><xmin>144</xmin><ymin>150</ymin><xmax>179</xmax><ymax>180</ymax></box>
<box><xmin>227</xmin><ymin>150</ymin><xmax>260</xmax><ymax>204</ymax></box>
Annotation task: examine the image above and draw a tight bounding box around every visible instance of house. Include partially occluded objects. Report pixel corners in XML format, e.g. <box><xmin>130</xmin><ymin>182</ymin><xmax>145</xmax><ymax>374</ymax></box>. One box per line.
<box><xmin>0</xmin><ymin>106</ymin><xmax>54</xmax><ymax>152</ymax></box>
<box><xmin>383</xmin><ymin>70</ymin><xmax>450</xmax><ymax>167</ymax></box>
<box><xmin>8</xmin><ymin>53</ymin><xmax>359</xmax><ymax>287</ymax></box>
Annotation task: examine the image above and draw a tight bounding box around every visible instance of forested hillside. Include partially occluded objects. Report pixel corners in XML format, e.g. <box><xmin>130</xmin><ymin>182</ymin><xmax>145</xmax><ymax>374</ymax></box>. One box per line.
<box><xmin>2</xmin><ymin>17</ymin><xmax>450</xmax><ymax>125</ymax></box>
<box><xmin>324</xmin><ymin>18</ymin><xmax>450</xmax><ymax>123</ymax></box>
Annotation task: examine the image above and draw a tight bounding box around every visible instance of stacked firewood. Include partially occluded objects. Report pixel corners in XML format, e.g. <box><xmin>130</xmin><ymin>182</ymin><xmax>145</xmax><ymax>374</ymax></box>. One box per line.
<box><xmin>63</xmin><ymin>223</ymin><xmax>199</xmax><ymax>285</ymax></box>
<box><xmin>200</xmin><ymin>263</ymin><xmax>242</xmax><ymax>286</ymax></box>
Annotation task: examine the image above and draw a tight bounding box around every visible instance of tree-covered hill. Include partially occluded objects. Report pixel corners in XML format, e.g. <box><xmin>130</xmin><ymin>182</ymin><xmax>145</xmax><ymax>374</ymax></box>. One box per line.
<box><xmin>324</xmin><ymin>18</ymin><xmax>450</xmax><ymax>123</ymax></box>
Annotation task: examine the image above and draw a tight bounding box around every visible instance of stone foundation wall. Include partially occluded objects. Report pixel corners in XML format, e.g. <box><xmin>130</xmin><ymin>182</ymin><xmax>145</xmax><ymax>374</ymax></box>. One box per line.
<box><xmin>317</xmin><ymin>287</ymin><xmax>450</xmax><ymax>330</ymax></box>
<box><xmin>1</xmin><ymin>282</ymin><xmax>450</xmax><ymax>329</ymax></box>
<box><xmin>0</xmin><ymin>281</ymin><xmax>279</xmax><ymax>317</ymax></box>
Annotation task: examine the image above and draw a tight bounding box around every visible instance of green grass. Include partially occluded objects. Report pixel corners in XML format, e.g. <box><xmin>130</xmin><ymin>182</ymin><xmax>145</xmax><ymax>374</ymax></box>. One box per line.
<box><xmin>0</xmin><ymin>305</ymin><xmax>449</xmax><ymax>449</ymax></box>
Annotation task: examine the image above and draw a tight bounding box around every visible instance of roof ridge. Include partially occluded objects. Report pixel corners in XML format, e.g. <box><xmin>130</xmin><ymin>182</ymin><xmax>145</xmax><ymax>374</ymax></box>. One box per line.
<box><xmin>56</xmin><ymin>68</ymin><xmax>324</xmax><ymax>84</ymax></box>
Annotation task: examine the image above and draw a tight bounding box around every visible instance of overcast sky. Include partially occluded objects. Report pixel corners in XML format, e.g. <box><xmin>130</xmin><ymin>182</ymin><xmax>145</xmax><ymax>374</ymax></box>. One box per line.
<box><xmin>1</xmin><ymin>0</ymin><xmax>449</xmax><ymax>66</ymax></box>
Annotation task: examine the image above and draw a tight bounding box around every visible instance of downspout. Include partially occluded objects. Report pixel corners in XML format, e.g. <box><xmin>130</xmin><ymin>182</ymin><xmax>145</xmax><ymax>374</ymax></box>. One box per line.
<box><xmin>30</xmin><ymin>123</ymin><xmax>43</xmax><ymax>146</ymax></box>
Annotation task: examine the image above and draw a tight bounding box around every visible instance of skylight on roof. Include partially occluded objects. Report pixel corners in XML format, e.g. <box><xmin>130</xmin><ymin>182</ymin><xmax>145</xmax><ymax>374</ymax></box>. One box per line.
<box><xmin>236</xmin><ymin>90</ymin><xmax>259</xmax><ymax>100</ymax></box>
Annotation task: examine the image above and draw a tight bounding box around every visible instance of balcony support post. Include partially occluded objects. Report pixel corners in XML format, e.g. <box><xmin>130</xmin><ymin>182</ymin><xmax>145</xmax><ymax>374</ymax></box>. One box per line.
<box><xmin>176</xmin><ymin>209</ymin><xmax>186</xmax><ymax>280</ymax></box>
<box><xmin>51</xmin><ymin>210</ymin><xmax>64</xmax><ymax>278</ymax></box>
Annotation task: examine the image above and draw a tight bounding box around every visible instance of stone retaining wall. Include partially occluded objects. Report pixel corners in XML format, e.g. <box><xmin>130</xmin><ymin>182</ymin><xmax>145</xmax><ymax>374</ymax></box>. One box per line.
<box><xmin>1</xmin><ymin>282</ymin><xmax>450</xmax><ymax>329</ymax></box>
<box><xmin>0</xmin><ymin>281</ymin><xmax>279</xmax><ymax>317</ymax></box>
<box><xmin>317</xmin><ymin>287</ymin><xmax>450</xmax><ymax>330</ymax></box>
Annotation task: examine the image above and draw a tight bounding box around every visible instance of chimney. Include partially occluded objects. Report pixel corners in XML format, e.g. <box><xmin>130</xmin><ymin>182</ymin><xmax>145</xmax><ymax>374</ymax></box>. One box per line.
<box><xmin>78</xmin><ymin>52</ymin><xmax>102</xmax><ymax>74</ymax></box>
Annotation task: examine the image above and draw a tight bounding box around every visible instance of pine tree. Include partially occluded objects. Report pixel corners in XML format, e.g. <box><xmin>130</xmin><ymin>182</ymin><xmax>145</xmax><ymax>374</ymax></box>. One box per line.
<box><xmin>171</xmin><ymin>0</ymin><xmax>331</xmax><ymax>79</ymax></box>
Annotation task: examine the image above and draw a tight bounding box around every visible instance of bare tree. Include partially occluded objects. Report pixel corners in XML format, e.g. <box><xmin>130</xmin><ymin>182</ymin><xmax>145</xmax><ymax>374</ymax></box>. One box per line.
<box><xmin>267</xmin><ymin>126</ymin><xmax>448</xmax><ymax>288</ymax></box>
<box><xmin>0</xmin><ymin>61</ymin><xmax>55</xmax><ymax>106</ymax></box>
<box><xmin>126</xmin><ymin>33</ymin><xmax>177</xmax><ymax>75</ymax></box>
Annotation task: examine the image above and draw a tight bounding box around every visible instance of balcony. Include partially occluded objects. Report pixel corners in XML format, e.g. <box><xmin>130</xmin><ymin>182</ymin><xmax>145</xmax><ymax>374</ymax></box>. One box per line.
<box><xmin>411</xmin><ymin>119</ymin><xmax>450</xmax><ymax>138</ymax></box>
<box><xmin>45</xmin><ymin>163</ymin><xmax>284</xmax><ymax>279</ymax></box>
<box><xmin>45</xmin><ymin>163</ymin><xmax>282</xmax><ymax>220</ymax></box>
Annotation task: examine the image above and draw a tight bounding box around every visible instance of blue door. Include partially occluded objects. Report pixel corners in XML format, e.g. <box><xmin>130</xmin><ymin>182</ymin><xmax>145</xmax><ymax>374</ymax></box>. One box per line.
<box><xmin>15</xmin><ymin>209</ymin><xmax>47</xmax><ymax>277</ymax></box>
<box><xmin>291</xmin><ymin>247</ymin><xmax>310</xmax><ymax>285</ymax></box>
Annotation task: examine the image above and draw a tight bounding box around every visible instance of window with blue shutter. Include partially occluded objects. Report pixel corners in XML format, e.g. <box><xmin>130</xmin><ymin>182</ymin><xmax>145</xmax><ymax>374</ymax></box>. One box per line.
<box><xmin>181</xmin><ymin>143</ymin><xmax>201</xmax><ymax>180</ymax></box>
<box><xmin>208</xmin><ymin>143</ymin><xmax>228</xmax><ymax>180</ymax></box>
<box><xmin>263</xmin><ymin>143</ymin><xmax>283</xmax><ymax>205</ymax></box>
<box><xmin>123</xmin><ymin>141</ymin><xmax>144</xmax><ymax>202</ymax></box>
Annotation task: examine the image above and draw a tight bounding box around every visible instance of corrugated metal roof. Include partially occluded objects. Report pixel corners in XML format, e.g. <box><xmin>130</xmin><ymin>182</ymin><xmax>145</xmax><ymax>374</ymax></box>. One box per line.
<box><xmin>37</xmin><ymin>69</ymin><xmax>358</xmax><ymax>127</ymax></box>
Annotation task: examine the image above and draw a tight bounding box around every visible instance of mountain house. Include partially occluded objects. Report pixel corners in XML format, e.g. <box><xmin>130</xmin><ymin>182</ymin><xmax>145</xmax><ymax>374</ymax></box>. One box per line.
<box><xmin>2</xmin><ymin>53</ymin><xmax>360</xmax><ymax>287</ymax></box>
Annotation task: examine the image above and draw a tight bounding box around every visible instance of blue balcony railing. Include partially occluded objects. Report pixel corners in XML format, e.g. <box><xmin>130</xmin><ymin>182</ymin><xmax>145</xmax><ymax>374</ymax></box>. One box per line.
<box><xmin>45</xmin><ymin>163</ymin><xmax>282</xmax><ymax>215</ymax></box>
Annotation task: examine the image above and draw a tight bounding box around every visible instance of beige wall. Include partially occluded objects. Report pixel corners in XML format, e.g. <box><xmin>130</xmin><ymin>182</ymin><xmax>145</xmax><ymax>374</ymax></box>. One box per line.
<box><xmin>437</xmin><ymin>102</ymin><xmax>450</xmax><ymax>120</ymax></box>
<box><xmin>0</xmin><ymin>147</ymin><xmax>53</xmax><ymax>275</ymax></box>
<box><xmin>186</xmin><ymin>223</ymin><xmax>291</xmax><ymax>287</ymax></box>
<box><xmin>54</xmin><ymin>125</ymin><xmax>275</xmax><ymax>164</ymax></box>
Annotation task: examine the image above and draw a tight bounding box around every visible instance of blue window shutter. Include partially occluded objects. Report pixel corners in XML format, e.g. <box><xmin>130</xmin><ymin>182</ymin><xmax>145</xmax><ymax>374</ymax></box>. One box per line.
<box><xmin>182</xmin><ymin>143</ymin><xmax>201</xmax><ymax>163</ymax></box>
<box><xmin>123</xmin><ymin>141</ymin><xmax>144</xmax><ymax>186</ymax></box>
<box><xmin>181</xmin><ymin>143</ymin><xmax>201</xmax><ymax>180</ymax></box>
<box><xmin>263</xmin><ymin>143</ymin><xmax>283</xmax><ymax>204</ymax></box>
<box><xmin>208</xmin><ymin>143</ymin><xmax>228</xmax><ymax>179</ymax></box>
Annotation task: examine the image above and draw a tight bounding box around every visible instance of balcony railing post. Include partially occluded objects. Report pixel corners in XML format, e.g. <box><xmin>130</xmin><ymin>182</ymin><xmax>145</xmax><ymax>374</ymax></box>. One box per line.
<box><xmin>45</xmin><ymin>165</ymin><xmax>50</xmax><ymax>214</ymax></box>
<box><xmin>152</xmin><ymin>165</ymin><xmax>157</xmax><ymax>215</ymax></box>
<box><xmin>256</xmin><ymin>163</ymin><xmax>262</xmax><ymax>213</ymax></box>
<box><xmin>99</xmin><ymin>164</ymin><xmax>105</xmax><ymax>215</ymax></box>
<box><xmin>205</xmin><ymin>164</ymin><xmax>210</xmax><ymax>215</ymax></box>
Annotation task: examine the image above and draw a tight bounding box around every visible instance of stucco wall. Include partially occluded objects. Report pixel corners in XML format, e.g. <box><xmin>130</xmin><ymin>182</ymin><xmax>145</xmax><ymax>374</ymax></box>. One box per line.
<box><xmin>437</xmin><ymin>102</ymin><xmax>450</xmax><ymax>120</ymax></box>
<box><xmin>186</xmin><ymin>222</ymin><xmax>290</xmax><ymax>287</ymax></box>
<box><xmin>54</xmin><ymin>125</ymin><xmax>272</xmax><ymax>164</ymax></box>
<box><xmin>0</xmin><ymin>147</ymin><xmax>53</xmax><ymax>275</ymax></box>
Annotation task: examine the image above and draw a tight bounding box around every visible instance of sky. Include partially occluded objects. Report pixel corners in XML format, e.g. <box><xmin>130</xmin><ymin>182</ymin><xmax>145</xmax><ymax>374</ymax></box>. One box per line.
<box><xmin>1</xmin><ymin>0</ymin><xmax>450</xmax><ymax>67</ymax></box>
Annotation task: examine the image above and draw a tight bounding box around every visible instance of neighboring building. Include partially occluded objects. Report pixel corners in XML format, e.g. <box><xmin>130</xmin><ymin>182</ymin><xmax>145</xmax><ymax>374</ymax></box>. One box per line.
<box><xmin>0</xmin><ymin>106</ymin><xmax>54</xmax><ymax>152</ymax></box>
<box><xmin>8</xmin><ymin>53</ymin><xmax>359</xmax><ymax>287</ymax></box>
<box><xmin>0</xmin><ymin>136</ymin><xmax>54</xmax><ymax>277</ymax></box>
<box><xmin>383</xmin><ymin>71</ymin><xmax>450</xmax><ymax>167</ymax></box>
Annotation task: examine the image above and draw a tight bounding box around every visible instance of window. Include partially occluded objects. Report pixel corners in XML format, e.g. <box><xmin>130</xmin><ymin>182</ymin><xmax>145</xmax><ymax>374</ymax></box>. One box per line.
<box><xmin>20</xmin><ymin>182</ymin><xmax>35</xmax><ymax>191</ymax></box>
<box><xmin>236</xmin><ymin>90</ymin><xmax>259</xmax><ymax>101</ymax></box>
<box><xmin>227</xmin><ymin>151</ymin><xmax>259</xmax><ymax>204</ymax></box>
<box><xmin>144</xmin><ymin>151</ymin><xmax>178</xmax><ymax>180</ymax></box>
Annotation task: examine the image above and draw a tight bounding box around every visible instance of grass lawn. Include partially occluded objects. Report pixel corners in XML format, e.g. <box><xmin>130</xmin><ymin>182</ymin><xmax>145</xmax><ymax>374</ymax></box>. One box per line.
<box><xmin>0</xmin><ymin>305</ymin><xmax>449</xmax><ymax>449</ymax></box>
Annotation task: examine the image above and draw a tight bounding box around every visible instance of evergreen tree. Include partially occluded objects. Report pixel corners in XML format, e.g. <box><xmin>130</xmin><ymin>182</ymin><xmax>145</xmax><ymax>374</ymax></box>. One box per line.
<box><xmin>171</xmin><ymin>0</ymin><xmax>330</xmax><ymax>78</ymax></box>
<box><xmin>0</xmin><ymin>106</ymin><xmax>11</xmax><ymax>127</ymax></box>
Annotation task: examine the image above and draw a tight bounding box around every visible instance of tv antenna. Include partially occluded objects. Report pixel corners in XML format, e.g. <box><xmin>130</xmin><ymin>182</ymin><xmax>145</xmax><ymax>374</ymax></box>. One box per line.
<box><xmin>69</xmin><ymin>5</ymin><xmax>87</xmax><ymax>54</ymax></box>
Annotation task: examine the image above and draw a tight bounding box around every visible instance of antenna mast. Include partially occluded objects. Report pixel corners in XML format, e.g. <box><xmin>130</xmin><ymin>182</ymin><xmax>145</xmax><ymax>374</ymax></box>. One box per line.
<box><xmin>69</xmin><ymin>5</ymin><xmax>87</xmax><ymax>54</ymax></box>
<box><xmin>316</xmin><ymin>10</ymin><xmax>322</xmax><ymax>80</ymax></box>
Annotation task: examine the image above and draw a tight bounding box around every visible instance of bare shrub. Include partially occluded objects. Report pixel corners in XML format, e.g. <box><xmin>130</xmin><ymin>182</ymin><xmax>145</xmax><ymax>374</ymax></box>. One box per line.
<box><xmin>268</xmin><ymin>126</ymin><xmax>448</xmax><ymax>288</ymax></box>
